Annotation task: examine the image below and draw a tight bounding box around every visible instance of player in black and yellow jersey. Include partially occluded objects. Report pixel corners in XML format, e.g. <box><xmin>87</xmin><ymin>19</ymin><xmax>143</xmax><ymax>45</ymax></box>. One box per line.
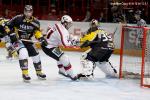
<box><xmin>0</xmin><ymin>18</ymin><xmax>17</xmax><ymax>59</ymax></box>
<box><xmin>7</xmin><ymin>5</ymin><xmax>48</xmax><ymax>82</ymax></box>
<box><xmin>78</xmin><ymin>19</ymin><xmax>118</xmax><ymax>79</ymax></box>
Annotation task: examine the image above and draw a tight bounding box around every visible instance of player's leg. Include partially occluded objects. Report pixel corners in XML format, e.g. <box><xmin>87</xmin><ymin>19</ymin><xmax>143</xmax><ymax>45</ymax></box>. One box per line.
<box><xmin>59</xmin><ymin>54</ymin><xmax>77</xmax><ymax>80</ymax></box>
<box><xmin>96</xmin><ymin>61</ymin><xmax>118</xmax><ymax>78</ymax></box>
<box><xmin>57</xmin><ymin>61</ymin><xmax>67</xmax><ymax>77</ymax></box>
<box><xmin>13</xmin><ymin>41</ymin><xmax>30</xmax><ymax>82</ymax></box>
<box><xmin>18</xmin><ymin>47</ymin><xmax>30</xmax><ymax>82</ymax></box>
<box><xmin>41</xmin><ymin>46</ymin><xmax>77</xmax><ymax>80</ymax></box>
<box><xmin>77</xmin><ymin>49</ymin><xmax>96</xmax><ymax>80</ymax></box>
<box><xmin>96</xmin><ymin>49</ymin><xmax>118</xmax><ymax>78</ymax></box>
<box><xmin>26</xmin><ymin>44</ymin><xmax>46</xmax><ymax>80</ymax></box>
<box><xmin>9</xmin><ymin>34</ymin><xmax>30</xmax><ymax>82</ymax></box>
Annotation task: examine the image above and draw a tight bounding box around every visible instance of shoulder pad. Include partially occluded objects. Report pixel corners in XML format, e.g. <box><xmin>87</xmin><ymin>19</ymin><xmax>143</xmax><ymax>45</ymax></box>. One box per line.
<box><xmin>31</xmin><ymin>19</ymin><xmax>40</xmax><ymax>29</ymax></box>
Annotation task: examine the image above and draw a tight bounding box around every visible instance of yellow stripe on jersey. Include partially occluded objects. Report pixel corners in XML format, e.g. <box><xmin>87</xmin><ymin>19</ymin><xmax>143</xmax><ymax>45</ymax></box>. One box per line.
<box><xmin>0</xmin><ymin>19</ymin><xmax>8</xmax><ymax>25</ymax></box>
<box><xmin>4</xmin><ymin>26</ymin><xmax>10</xmax><ymax>33</ymax></box>
<box><xmin>34</xmin><ymin>30</ymin><xmax>42</xmax><ymax>39</ymax></box>
<box><xmin>80</xmin><ymin>30</ymin><xmax>99</xmax><ymax>43</ymax></box>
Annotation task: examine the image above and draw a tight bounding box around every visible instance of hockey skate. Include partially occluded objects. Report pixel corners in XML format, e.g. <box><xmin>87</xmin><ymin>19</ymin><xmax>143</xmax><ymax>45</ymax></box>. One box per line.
<box><xmin>37</xmin><ymin>72</ymin><xmax>46</xmax><ymax>80</ymax></box>
<box><xmin>58</xmin><ymin>70</ymin><xmax>78</xmax><ymax>81</ymax></box>
<box><xmin>22</xmin><ymin>74</ymin><xmax>31</xmax><ymax>83</ymax></box>
<box><xmin>58</xmin><ymin>70</ymin><xmax>68</xmax><ymax>77</ymax></box>
<box><xmin>68</xmin><ymin>75</ymin><xmax>78</xmax><ymax>81</ymax></box>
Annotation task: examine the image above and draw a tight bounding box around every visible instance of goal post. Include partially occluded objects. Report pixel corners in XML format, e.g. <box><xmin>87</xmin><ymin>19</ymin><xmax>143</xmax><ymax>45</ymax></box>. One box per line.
<box><xmin>119</xmin><ymin>26</ymin><xmax>150</xmax><ymax>88</ymax></box>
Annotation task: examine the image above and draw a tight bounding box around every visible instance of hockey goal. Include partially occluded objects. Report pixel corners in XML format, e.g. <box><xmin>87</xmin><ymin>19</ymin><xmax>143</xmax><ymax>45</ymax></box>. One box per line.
<box><xmin>119</xmin><ymin>26</ymin><xmax>150</xmax><ymax>88</ymax></box>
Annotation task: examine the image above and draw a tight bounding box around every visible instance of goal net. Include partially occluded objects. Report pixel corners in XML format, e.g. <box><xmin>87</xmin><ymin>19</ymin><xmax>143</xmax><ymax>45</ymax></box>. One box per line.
<box><xmin>119</xmin><ymin>26</ymin><xmax>150</xmax><ymax>88</ymax></box>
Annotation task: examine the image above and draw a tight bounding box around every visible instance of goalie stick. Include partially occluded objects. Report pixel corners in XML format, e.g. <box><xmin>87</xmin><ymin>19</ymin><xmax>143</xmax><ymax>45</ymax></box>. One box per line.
<box><xmin>108</xmin><ymin>61</ymin><xmax>117</xmax><ymax>73</ymax></box>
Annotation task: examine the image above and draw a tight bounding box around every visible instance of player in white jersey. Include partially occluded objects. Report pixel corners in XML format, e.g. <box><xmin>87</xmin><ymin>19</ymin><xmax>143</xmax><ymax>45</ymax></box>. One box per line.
<box><xmin>41</xmin><ymin>15</ymin><xmax>77</xmax><ymax>80</ymax></box>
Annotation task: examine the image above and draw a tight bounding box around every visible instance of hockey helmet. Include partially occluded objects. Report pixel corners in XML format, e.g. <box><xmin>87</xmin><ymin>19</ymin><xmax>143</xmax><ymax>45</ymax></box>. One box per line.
<box><xmin>90</xmin><ymin>19</ymin><xmax>98</xmax><ymax>28</ymax></box>
<box><xmin>24</xmin><ymin>5</ymin><xmax>33</xmax><ymax>18</ymax></box>
<box><xmin>61</xmin><ymin>15</ymin><xmax>73</xmax><ymax>29</ymax></box>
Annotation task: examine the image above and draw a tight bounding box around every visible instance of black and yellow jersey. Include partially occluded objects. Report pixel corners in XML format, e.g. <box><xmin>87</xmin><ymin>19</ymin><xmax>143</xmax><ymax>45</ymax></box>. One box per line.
<box><xmin>0</xmin><ymin>19</ymin><xmax>10</xmax><ymax>38</ymax></box>
<box><xmin>8</xmin><ymin>14</ymin><xmax>42</xmax><ymax>41</ymax></box>
<box><xmin>80</xmin><ymin>29</ymin><xmax>114</xmax><ymax>50</ymax></box>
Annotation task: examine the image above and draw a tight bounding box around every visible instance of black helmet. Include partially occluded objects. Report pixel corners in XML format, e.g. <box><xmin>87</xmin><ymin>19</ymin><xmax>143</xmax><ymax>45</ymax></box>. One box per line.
<box><xmin>24</xmin><ymin>5</ymin><xmax>33</xmax><ymax>12</ymax></box>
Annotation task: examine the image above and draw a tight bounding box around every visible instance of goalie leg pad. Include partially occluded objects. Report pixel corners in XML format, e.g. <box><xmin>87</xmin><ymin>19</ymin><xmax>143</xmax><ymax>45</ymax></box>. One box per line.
<box><xmin>96</xmin><ymin>61</ymin><xmax>118</xmax><ymax>78</ymax></box>
<box><xmin>80</xmin><ymin>59</ymin><xmax>95</xmax><ymax>76</ymax></box>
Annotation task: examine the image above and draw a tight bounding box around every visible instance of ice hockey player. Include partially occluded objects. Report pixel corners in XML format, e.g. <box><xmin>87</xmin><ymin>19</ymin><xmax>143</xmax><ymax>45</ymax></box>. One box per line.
<box><xmin>41</xmin><ymin>15</ymin><xmax>77</xmax><ymax>80</ymax></box>
<box><xmin>77</xmin><ymin>19</ymin><xmax>118</xmax><ymax>80</ymax></box>
<box><xmin>7</xmin><ymin>5</ymin><xmax>47</xmax><ymax>82</ymax></box>
<box><xmin>0</xmin><ymin>18</ymin><xmax>17</xmax><ymax>60</ymax></box>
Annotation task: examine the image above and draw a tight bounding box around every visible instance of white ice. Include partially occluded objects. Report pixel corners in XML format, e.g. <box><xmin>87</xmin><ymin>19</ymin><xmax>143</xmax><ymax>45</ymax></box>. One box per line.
<box><xmin>0</xmin><ymin>48</ymin><xmax>150</xmax><ymax>100</ymax></box>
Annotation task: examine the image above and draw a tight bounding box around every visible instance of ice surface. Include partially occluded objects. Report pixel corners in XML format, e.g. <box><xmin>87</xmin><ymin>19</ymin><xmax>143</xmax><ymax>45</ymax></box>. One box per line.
<box><xmin>0</xmin><ymin>48</ymin><xmax>150</xmax><ymax>100</ymax></box>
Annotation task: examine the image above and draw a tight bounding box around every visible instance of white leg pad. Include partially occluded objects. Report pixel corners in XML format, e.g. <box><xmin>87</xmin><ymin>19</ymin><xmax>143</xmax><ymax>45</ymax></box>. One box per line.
<box><xmin>80</xmin><ymin>60</ymin><xmax>95</xmax><ymax>76</ymax></box>
<box><xmin>96</xmin><ymin>62</ymin><xmax>118</xmax><ymax>78</ymax></box>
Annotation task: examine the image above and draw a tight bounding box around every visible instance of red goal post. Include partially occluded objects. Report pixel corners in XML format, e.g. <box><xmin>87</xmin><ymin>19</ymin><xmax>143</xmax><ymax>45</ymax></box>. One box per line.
<box><xmin>119</xmin><ymin>25</ymin><xmax>150</xmax><ymax>88</ymax></box>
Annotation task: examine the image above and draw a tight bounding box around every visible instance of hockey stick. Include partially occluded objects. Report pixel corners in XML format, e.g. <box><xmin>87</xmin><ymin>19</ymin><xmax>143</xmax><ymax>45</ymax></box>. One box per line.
<box><xmin>108</xmin><ymin>61</ymin><xmax>117</xmax><ymax>73</ymax></box>
<box><xmin>113</xmin><ymin>26</ymin><xmax>118</xmax><ymax>35</ymax></box>
<box><xmin>21</xmin><ymin>39</ymin><xmax>39</xmax><ymax>43</ymax></box>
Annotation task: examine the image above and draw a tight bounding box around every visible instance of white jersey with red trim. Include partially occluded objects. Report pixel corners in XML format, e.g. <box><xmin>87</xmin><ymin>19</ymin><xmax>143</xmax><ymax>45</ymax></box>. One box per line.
<box><xmin>45</xmin><ymin>23</ymin><xmax>71</xmax><ymax>48</ymax></box>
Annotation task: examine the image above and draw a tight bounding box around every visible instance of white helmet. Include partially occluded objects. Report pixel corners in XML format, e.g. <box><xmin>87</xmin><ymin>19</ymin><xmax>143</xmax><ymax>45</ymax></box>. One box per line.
<box><xmin>61</xmin><ymin>15</ymin><xmax>73</xmax><ymax>29</ymax></box>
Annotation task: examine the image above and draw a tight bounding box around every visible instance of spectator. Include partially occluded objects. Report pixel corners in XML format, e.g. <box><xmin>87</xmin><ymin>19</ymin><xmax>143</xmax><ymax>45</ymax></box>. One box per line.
<box><xmin>48</xmin><ymin>9</ymin><xmax>58</xmax><ymax>20</ymax></box>
<box><xmin>98</xmin><ymin>12</ymin><xmax>105</xmax><ymax>22</ymax></box>
<box><xmin>134</xmin><ymin>10</ymin><xmax>147</xmax><ymax>27</ymax></box>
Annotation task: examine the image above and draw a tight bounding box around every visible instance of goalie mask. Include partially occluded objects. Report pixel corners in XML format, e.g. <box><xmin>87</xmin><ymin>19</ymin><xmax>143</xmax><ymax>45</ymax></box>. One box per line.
<box><xmin>24</xmin><ymin>5</ymin><xmax>33</xmax><ymax>19</ymax></box>
<box><xmin>61</xmin><ymin>15</ymin><xmax>73</xmax><ymax>30</ymax></box>
<box><xmin>90</xmin><ymin>19</ymin><xmax>98</xmax><ymax>28</ymax></box>
<box><xmin>89</xmin><ymin>19</ymin><xmax>99</xmax><ymax>32</ymax></box>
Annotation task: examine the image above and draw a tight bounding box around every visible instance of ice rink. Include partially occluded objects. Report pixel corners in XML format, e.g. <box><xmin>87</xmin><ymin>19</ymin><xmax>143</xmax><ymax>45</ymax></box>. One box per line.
<box><xmin>0</xmin><ymin>48</ymin><xmax>150</xmax><ymax>100</ymax></box>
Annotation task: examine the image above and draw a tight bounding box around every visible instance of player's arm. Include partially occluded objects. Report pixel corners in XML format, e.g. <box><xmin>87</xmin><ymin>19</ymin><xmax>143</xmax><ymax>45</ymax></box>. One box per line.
<box><xmin>7</xmin><ymin>15</ymin><xmax>20</xmax><ymax>31</ymax></box>
<box><xmin>80</xmin><ymin>31</ymin><xmax>98</xmax><ymax>48</ymax></box>
<box><xmin>33</xmin><ymin>19</ymin><xmax>48</xmax><ymax>46</ymax></box>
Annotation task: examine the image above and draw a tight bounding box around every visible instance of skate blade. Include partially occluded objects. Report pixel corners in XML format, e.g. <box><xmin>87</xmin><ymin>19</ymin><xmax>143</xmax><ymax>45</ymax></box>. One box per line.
<box><xmin>37</xmin><ymin>76</ymin><xmax>46</xmax><ymax>80</ymax></box>
<box><xmin>23</xmin><ymin>79</ymin><xmax>31</xmax><ymax>83</ymax></box>
<box><xmin>59</xmin><ymin>72</ymin><xmax>68</xmax><ymax>78</ymax></box>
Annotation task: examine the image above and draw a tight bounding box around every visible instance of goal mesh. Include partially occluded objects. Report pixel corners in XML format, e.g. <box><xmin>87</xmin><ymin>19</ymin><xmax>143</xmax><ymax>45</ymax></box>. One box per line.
<box><xmin>119</xmin><ymin>26</ymin><xmax>150</xmax><ymax>88</ymax></box>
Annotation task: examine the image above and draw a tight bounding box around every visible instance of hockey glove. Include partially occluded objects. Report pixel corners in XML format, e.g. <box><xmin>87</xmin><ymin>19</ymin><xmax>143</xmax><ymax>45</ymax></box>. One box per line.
<box><xmin>6</xmin><ymin>43</ymin><xmax>16</xmax><ymax>54</ymax></box>
<box><xmin>39</xmin><ymin>37</ymin><xmax>48</xmax><ymax>47</ymax></box>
